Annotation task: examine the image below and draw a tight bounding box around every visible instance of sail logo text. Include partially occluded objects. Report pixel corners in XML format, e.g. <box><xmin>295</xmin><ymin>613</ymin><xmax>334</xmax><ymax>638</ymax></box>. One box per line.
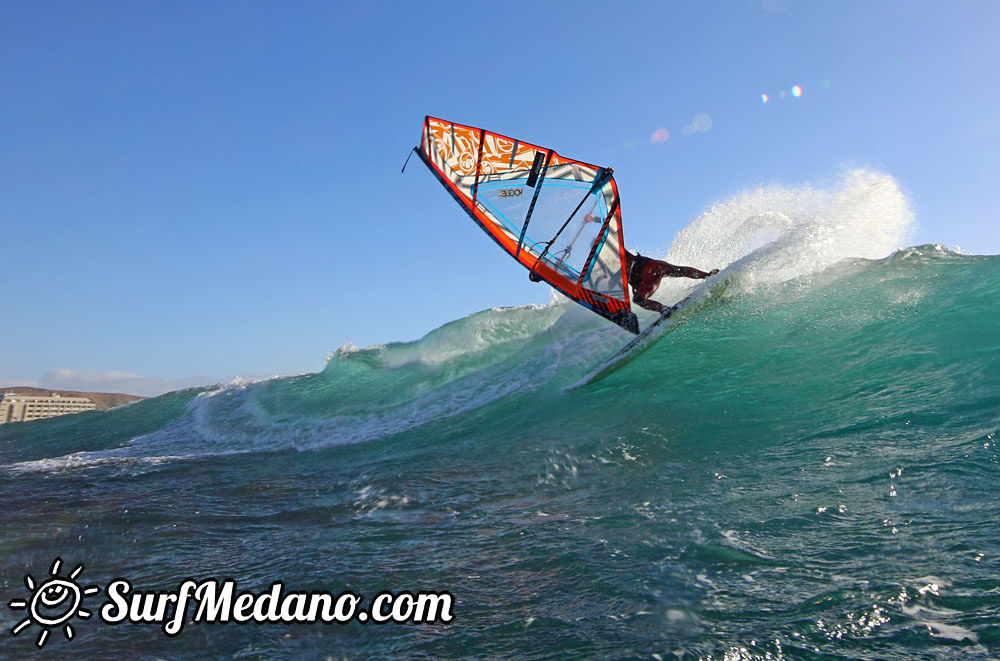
<box><xmin>497</xmin><ymin>188</ymin><xmax>522</xmax><ymax>197</ymax></box>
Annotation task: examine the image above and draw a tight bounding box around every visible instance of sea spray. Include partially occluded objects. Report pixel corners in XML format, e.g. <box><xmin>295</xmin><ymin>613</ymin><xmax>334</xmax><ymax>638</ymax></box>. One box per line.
<box><xmin>667</xmin><ymin>169</ymin><xmax>915</xmax><ymax>288</ymax></box>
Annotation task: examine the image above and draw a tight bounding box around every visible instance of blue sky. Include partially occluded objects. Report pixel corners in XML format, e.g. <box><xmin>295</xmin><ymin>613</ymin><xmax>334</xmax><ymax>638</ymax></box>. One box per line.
<box><xmin>3</xmin><ymin>0</ymin><xmax>998</xmax><ymax>395</ymax></box>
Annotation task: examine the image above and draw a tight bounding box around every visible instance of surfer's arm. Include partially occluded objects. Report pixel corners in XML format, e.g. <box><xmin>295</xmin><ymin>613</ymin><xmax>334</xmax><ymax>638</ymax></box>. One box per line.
<box><xmin>665</xmin><ymin>265</ymin><xmax>720</xmax><ymax>279</ymax></box>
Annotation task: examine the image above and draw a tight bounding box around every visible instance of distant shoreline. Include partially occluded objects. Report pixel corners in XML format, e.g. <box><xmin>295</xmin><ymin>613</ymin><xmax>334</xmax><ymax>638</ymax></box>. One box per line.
<box><xmin>0</xmin><ymin>386</ymin><xmax>144</xmax><ymax>410</ymax></box>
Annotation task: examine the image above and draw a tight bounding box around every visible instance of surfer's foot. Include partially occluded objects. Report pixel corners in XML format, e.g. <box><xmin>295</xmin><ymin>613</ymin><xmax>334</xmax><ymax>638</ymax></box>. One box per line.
<box><xmin>709</xmin><ymin>269</ymin><xmax>720</xmax><ymax>276</ymax></box>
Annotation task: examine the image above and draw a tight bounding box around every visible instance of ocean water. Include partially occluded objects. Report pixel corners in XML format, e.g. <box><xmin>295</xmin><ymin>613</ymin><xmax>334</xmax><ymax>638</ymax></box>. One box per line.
<box><xmin>2</xmin><ymin>171</ymin><xmax>999</xmax><ymax>659</ymax></box>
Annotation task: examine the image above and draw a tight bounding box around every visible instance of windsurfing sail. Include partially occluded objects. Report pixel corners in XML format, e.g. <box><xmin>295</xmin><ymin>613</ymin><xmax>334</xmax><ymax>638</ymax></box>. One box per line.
<box><xmin>412</xmin><ymin>116</ymin><xmax>639</xmax><ymax>334</ymax></box>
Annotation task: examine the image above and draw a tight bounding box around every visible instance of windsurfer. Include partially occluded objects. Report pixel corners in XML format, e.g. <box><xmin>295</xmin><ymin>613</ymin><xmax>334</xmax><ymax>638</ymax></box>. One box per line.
<box><xmin>585</xmin><ymin>214</ymin><xmax>719</xmax><ymax>313</ymax></box>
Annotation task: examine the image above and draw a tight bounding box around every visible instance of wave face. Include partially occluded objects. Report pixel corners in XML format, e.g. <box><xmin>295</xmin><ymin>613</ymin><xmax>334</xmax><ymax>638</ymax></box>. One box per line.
<box><xmin>3</xmin><ymin>171</ymin><xmax>999</xmax><ymax>659</ymax></box>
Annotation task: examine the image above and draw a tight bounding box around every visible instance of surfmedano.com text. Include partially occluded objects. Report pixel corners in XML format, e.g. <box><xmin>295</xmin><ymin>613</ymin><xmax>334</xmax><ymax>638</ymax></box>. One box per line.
<box><xmin>101</xmin><ymin>579</ymin><xmax>454</xmax><ymax>635</ymax></box>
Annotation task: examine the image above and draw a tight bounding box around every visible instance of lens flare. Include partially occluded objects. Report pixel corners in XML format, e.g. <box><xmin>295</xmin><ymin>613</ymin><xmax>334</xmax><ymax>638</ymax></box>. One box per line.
<box><xmin>761</xmin><ymin>93</ymin><xmax>770</xmax><ymax>103</ymax></box>
<box><xmin>682</xmin><ymin>113</ymin><xmax>713</xmax><ymax>135</ymax></box>
<box><xmin>650</xmin><ymin>128</ymin><xmax>670</xmax><ymax>144</ymax></box>
<box><xmin>791</xmin><ymin>85</ymin><xmax>803</xmax><ymax>97</ymax></box>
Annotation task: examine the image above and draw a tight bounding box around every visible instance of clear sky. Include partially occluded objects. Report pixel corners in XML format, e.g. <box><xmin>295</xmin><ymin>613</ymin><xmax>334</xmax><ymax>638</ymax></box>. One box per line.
<box><xmin>3</xmin><ymin>0</ymin><xmax>999</xmax><ymax>395</ymax></box>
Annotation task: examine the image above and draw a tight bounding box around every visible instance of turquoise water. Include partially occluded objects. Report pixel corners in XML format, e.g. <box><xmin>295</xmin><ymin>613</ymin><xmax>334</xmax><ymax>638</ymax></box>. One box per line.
<box><xmin>2</xmin><ymin>174</ymin><xmax>999</xmax><ymax>658</ymax></box>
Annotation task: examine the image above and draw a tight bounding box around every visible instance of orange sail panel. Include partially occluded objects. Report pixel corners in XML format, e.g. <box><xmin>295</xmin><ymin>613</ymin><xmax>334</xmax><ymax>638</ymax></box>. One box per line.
<box><xmin>416</xmin><ymin>116</ymin><xmax>638</xmax><ymax>334</ymax></box>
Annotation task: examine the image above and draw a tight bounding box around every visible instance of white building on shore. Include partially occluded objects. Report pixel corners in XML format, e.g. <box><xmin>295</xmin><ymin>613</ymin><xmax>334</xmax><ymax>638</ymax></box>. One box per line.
<box><xmin>0</xmin><ymin>392</ymin><xmax>96</xmax><ymax>423</ymax></box>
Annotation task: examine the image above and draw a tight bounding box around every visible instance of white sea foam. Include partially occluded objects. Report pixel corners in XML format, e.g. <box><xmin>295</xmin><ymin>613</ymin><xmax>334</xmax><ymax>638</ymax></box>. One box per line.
<box><xmin>664</xmin><ymin>169</ymin><xmax>915</xmax><ymax>294</ymax></box>
<box><xmin>6</xmin><ymin>452</ymin><xmax>188</xmax><ymax>475</ymax></box>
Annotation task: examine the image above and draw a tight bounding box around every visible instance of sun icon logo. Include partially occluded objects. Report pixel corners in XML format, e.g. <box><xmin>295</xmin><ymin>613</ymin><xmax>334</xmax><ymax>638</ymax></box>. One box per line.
<box><xmin>7</xmin><ymin>557</ymin><xmax>100</xmax><ymax>648</ymax></box>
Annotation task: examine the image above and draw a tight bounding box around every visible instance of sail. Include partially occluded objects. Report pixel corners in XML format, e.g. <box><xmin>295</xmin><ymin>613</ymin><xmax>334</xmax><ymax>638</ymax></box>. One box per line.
<box><xmin>415</xmin><ymin>116</ymin><xmax>638</xmax><ymax>334</ymax></box>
